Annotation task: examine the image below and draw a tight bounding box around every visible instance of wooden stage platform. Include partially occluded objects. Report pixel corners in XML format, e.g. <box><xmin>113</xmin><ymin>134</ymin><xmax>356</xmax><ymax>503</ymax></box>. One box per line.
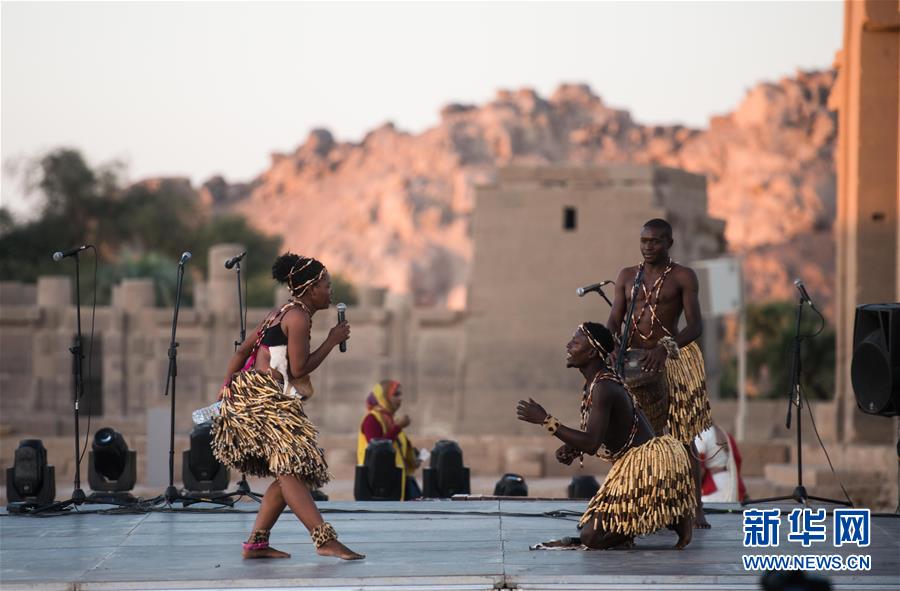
<box><xmin>0</xmin><ymin>500</ymin><xmax>897</xmax><ymax>590</ymax></box>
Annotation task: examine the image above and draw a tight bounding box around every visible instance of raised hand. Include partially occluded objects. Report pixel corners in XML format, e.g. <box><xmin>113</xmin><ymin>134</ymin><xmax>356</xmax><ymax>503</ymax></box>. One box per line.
<box><xmin>555</xmin><ymin>444</ymin><xmax>577</xmax><ymax>465</ymax></box>
<box><xmin>516</xmin><ymin>398</ymin><xmax>549</xmax><ymax>425</ymax></box>
<box><xmin>327</xmin><ymin>321</ymin><xmax>351</xmax><ymax>348</ymax></box>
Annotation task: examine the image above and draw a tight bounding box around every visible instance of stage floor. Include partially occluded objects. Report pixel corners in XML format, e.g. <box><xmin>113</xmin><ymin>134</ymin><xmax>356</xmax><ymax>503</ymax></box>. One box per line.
<box><xmin>0</xmin><ymin>500</ymin><xmax>897</xmax><ymax>590</ymax></box>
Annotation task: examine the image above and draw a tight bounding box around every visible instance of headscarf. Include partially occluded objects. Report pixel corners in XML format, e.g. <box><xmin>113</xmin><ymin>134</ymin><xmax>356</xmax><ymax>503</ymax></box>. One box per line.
<box><xmin>366</xmin><ymin>380</ymin><xmax>402</xmax><ymax>424</ymax></box>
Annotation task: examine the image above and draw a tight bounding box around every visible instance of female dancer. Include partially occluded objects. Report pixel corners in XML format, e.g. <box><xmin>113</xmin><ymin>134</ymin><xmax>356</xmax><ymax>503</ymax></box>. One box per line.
<box><xmin>213</xmin><ymin>252</ymin><xmax>364</xmax><ymax>560</ymax></box>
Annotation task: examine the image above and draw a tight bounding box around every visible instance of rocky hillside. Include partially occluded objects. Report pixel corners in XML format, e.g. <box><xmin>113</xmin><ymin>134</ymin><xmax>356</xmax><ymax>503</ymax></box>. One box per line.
<box><xmin>209</xmin><ymin>70</ymin><xmax>836</xmax><ymax>309</ymax></box>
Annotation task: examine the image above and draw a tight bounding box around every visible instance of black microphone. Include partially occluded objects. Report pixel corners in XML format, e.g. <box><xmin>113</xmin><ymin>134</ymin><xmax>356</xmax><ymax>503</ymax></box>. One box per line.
<box><xmin>794</xmin><ymin>279</ymin><xmax>815</xmax><ymax>307</ymax></box>
<box><xmin>51</xmin><ymin>245</ymin><xmax>89</xmax><ymax>262</ymax></box>
<box><xmin>224</xmin><ymin>251</ymin><xmax>247</xmax><ymax>269</ymax></box>
<box><xmin>178</xmin><ymin>251</ymin><xmax>192</xmax><ymax>267</ymax></box>
<box><xmin>336</xmin><ymin>303</ymin><xmax>347</xmax><ymax>353</ymax></box>
<box><xmin>576</xmin><ymin>280</ymin><xmax>613</xmax><ymax>297</ymax></box>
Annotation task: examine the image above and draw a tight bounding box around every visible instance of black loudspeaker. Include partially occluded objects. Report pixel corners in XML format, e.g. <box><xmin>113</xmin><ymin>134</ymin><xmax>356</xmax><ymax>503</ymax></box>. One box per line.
<box><xmin>567</xmin><ymin>474</ymin><xmax>600</xmax><ymax>499</ymax></box>
<box><xmin>422</xmin><ymin>440</ymin><xmax>471</xmax><ymax>498</ymax></box>
<box><xmin>182</xmin><ymin>423</ymin><xmax>230</xmax><ymax>493</ymax></box>
<box><xmin>493</xmin><ymin>473</ymin><xmax>528</xmax><ymax>497</ymax></box>
<box><xmin>6</xmin><ymin>439</ymin><xmax>56</xmax><ymax>505</ymax></box>
<box><xmin>851</xmin><ymin>303</ymin><xmax>900</xmax><ymax>416</ymax></box>
<box><xmin>354</xmin><ymin>439</ymin><xmax>403</xmax><ymax>501</ymax></box>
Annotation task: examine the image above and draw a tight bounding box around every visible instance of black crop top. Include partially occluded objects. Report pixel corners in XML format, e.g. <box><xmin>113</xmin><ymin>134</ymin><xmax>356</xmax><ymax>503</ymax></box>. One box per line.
<box><xmin>260</xmin><ymin>323</ymin><xmax>288</xmax><ymax>347</ymax></box>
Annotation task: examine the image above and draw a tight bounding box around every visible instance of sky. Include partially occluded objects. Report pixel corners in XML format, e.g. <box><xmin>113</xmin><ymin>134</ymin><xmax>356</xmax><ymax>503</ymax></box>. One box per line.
<box><xmin>1</xmin><ymin>1</ymin><xmax>843</xmax><ymax>218</ymax></box>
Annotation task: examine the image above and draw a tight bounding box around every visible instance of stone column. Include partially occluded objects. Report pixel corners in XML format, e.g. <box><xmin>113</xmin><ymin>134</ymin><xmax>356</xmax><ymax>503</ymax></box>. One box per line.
<box><xmin>36</xmin><ymin>276</ymin><xmax>71</xmax><ymax>308</ymax></box>
<box><xmin>112</xmin><ymin>278</ymin><xmax>155</xmax><ymax>312</ymax></box>
<box><xmin>832</xmin><ymin>0</ymin><xmax>900</xmax><ymax>443</ymax></box>
<box><xmin>207</xmin><ymin>243</ymin><xmax>245</xmax><ymax>314</ymax></box>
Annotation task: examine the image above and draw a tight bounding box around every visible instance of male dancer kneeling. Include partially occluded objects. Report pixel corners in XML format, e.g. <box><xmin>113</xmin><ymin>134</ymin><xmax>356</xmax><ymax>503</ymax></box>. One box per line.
<box><xmin>516</xmin><ymin>322</ymin><xmax>694</xmax><ymax>549</ymax></box>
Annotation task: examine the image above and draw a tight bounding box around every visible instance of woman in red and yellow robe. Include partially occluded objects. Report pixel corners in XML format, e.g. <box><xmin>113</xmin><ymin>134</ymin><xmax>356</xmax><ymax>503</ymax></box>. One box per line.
<box><xmin>356</xmin><ymin>380</ymin><xmax>421</xmax><ymax>499</ymax></box>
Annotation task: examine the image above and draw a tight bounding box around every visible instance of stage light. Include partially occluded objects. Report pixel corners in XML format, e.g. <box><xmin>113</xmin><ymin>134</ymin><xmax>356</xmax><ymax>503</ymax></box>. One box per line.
<box><xmin>88</xmin><ymin>428</ymin><xmax>136</xmax><ymax>494</ymax></box>
<box><xmin>567</xmin><ymin>474</ymin><xmax>599</xmax><ymax>499</ymax></box>
<box><xmin>493</xmin><ymin>473</ymin><xmax>528</xmax><ymax>497</ymax></box>
<box><xmin>182</xmin><ymin>422</ymin><xmax>230</xmax><ymax>493</ymax></box>
<box><xmin>5</xmin><ymin>439</ymin><xmax>56</xmax><ymax>506</ymax></box>
<box><xmin>423</xmin><ymin>440</ymin><xmax>471</xmax><ymax>498</ymax></box>
<box><xmin>354</xmin><ymin>439</ymin><xmax>403</xmax><ymax>501</ymax></box>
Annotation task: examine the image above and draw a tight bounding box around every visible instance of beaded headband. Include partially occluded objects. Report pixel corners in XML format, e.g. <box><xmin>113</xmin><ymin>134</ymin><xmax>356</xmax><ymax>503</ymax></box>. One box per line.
<box><xmin>288</xmin><ymin>257</ymin><xmax>326</xmax><ymax>298</ymax></box>
<box><xmin>578</xmin><ymin>323</ymin><xmax>611</xmax><ymax>357</ymax></box>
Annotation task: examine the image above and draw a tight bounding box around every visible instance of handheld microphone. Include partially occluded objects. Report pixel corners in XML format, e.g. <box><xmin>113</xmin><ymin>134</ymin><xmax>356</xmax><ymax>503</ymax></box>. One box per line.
<box><xmin>52</xmin><ymin>245</ymin><xmax>89</xmax><ymax>262</ymax></box>
<box><xmin>224</xmin><ymin>251</ymin><xmax>247</xmax><ymax>269</ymax></box>
<box><xmin>576</xmin><ymin>280</ymin><xmax>613</xmax><ymax>297</ymax></box>
<box><xmin>793</xmin><ymin>279</ymin><xmax>815</xmax><ymax>307</ymax></box>
<box><xmin>179</xmin><ymin>251</ymin><xmax>192</xmax><ymax>266</ymax></box>
<box><xmin>336</xmin><ymin>303</ymin><xmax>347</xmax><ymax>353</ymax></box>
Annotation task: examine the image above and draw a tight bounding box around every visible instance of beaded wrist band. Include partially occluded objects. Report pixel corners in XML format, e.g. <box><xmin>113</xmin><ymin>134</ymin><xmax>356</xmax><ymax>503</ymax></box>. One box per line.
<box><xmin>543</xmin><ymin>415</ymin><xmax>561</xmax><ymax>435</ymax></box>
<box><xmin>659</xmin><ymin>336</ymin><xmax>680</xmax><ymax>359</ymax></box>
<box><xmin>311</xmin><ymin>522</ymin><xmax>338</xmax><ymax>548</ymax></box>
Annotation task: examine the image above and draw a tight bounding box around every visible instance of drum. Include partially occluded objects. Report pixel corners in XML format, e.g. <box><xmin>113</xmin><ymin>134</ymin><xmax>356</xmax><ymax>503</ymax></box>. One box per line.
<box><xmin>621</xmin><ymin>349</ymin><xmax>663</xmax><ymax>388</ymax></box>
<box><xmin>621</xmin><ymin>348</ymin><xmax>669</xmax><ymax>435</ymax></box>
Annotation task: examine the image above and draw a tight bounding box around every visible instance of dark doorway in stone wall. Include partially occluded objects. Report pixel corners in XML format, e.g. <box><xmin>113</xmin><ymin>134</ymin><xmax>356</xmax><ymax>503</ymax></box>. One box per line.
<box><xmin>563</xmin><ymin>207</ymin><xmax>577</xmax><ymax>231</ymax></box>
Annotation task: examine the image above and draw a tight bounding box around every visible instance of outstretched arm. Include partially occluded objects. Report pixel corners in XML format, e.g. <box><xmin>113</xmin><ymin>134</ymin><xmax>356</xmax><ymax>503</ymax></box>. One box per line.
<box><xmin>516</xmin><ymin>385</ymin><xmax>612</xmax><ymax>455</ymax></box>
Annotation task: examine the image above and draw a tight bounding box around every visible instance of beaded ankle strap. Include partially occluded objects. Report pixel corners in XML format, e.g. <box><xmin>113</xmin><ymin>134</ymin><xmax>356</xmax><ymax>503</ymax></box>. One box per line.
<box><xmin>242</xmin><ymin>529</ymin><xmax>270</xmax><ymax>551</ymax></box>
<box><xmin>311</xmin><ymin>522</ymin><xmax>338</xmax><ymax>548</ymax></box>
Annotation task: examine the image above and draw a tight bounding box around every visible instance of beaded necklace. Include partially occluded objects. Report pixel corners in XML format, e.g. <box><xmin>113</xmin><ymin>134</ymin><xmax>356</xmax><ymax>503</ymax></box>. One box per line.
<box><xmin>629</xmin><ymin>259</ymin><xmax>675</xmax><ymax>345</ymax></box>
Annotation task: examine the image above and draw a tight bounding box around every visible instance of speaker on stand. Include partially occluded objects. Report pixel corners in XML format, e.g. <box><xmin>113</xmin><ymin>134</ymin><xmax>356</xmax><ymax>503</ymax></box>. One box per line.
<box><xmin>850</xmin><ymin>303</ymin><xmax>900</xmax><ymax>513</ymax></box>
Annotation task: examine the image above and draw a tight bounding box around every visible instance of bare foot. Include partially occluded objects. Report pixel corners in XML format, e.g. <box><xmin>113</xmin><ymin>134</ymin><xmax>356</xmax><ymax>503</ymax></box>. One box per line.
<box><xmin>693</xmin><ymin>507</ymin><xmax>711</xmax><ymax>529</ymax></box>
<box><xmin>611</xmin><ymin>536</ymin><xmax>635</xmax><ymax>549</ymax></box>
<box><xmin>674</xmin><ymin>516</ymin><xmax>693</xmax><ymax>550</ymax></box>
<box><xmin>536</xmin><ymin>536</ymin><xmax>581</xmax><ymax>548</ymax></box>
<box><xmin>317</xmin><ymin>539</ymin><xmax>365</xmax><ymax>560</ymax></box>
<box><xmin>243</xmin><ymin>546</ymin><xmax>291</xmax><ymax>559</ymax></box>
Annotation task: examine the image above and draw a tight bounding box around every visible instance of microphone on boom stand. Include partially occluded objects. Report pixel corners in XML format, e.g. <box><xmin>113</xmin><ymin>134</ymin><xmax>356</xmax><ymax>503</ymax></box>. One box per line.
<box><xmin>576</xmin><ymin>280</ymin><xmax>614</xmax><ymax>307</ymax></box>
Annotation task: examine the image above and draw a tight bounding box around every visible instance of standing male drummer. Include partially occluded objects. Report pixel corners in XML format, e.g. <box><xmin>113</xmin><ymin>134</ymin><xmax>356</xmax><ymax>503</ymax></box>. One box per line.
<box><xmin>607</xmin><ymin>218</ymin><xmax>713</xmax><ymax>529</ymax></box>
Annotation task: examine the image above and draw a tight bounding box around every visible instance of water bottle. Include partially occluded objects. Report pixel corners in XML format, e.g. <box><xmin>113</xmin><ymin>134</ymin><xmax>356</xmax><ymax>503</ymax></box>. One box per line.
<box><xmin>192</xmin><ymin>400</ymin><xmax>222</xmax><ymax>425</ymax></box>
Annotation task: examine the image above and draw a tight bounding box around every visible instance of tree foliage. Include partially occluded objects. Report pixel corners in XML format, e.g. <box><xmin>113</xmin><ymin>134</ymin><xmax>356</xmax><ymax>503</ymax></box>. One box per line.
<box><xmin>719</xmin><ymin>301</ymin><xmax>835</xmax><ymax>400</ymax></box>
<box><xmin>0</xmin><ymin>148</ymin><xmax>358</xmax><ymax>307</ymax></box>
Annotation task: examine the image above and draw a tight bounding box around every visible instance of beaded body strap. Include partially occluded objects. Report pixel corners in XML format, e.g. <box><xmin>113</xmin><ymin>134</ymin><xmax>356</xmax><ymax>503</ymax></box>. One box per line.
<box><xmin>629</xmin><ymin>259</ymin><xmax>675</xmax><ymax>345</ymax></box>
<box><xmin>579</xmin><ymin>370</ymin><xmax>641</xmax><ymax>464</ymax></box>
<box><xmin>250</xmin><ymin>301</ymin><xmax>294</xmax><ymax>356</ymax></box>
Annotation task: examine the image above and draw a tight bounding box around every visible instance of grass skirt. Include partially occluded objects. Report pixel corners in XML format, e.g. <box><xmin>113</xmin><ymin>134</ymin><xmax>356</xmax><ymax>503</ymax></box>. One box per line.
<box><xmin>665</xmin><ymin>341</ymin><xmax>712</xmax><ymax>444</ymax></box>
<box><xmin>211</xmin><ymin>370</ymin><xmax>330</xmax><ymax>487</ymax></box>
<box><xmin>578</xmin><ymin>434</ymin><xmax>695</xmax><ymax>536</ymax></box>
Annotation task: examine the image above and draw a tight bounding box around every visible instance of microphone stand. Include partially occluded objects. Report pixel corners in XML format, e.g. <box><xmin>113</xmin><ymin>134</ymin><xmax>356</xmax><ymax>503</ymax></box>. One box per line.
<box><xmin>234</xmin><ymin>258</ymin><xmax>246</xmax><ymax>349</ymax></box>
<box><xmin>219</xmin><ymin>257</ymin><xmax>265</xmax><ymax>504</ymax></box>
<box><xmin>591</xmin><ymin>286</ymin><xmax>614</xmax><ymax>308</ymax></box>
<box><xmin>32</xmin><ymin>254</ymin><xmax>86</xmax><ymax>511</ymax></box>
<box><xmin>32</xmin><ymin>248</ymin><xmax>124</xmax><ymax>512</ymax></box>
<box><xmin>744</xmin><ymin>295</ymin><xmax>850</xmax><ymax>507</ymax></box>
<box><xmin>615</xmin><ymin>266</ymin><xmax>644</xmax><ymax>376</ymax></box>
<box><xmin>158</xmin><ymin>257</ymin><xmax>231</xmax><ymax>508</ymax></box>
